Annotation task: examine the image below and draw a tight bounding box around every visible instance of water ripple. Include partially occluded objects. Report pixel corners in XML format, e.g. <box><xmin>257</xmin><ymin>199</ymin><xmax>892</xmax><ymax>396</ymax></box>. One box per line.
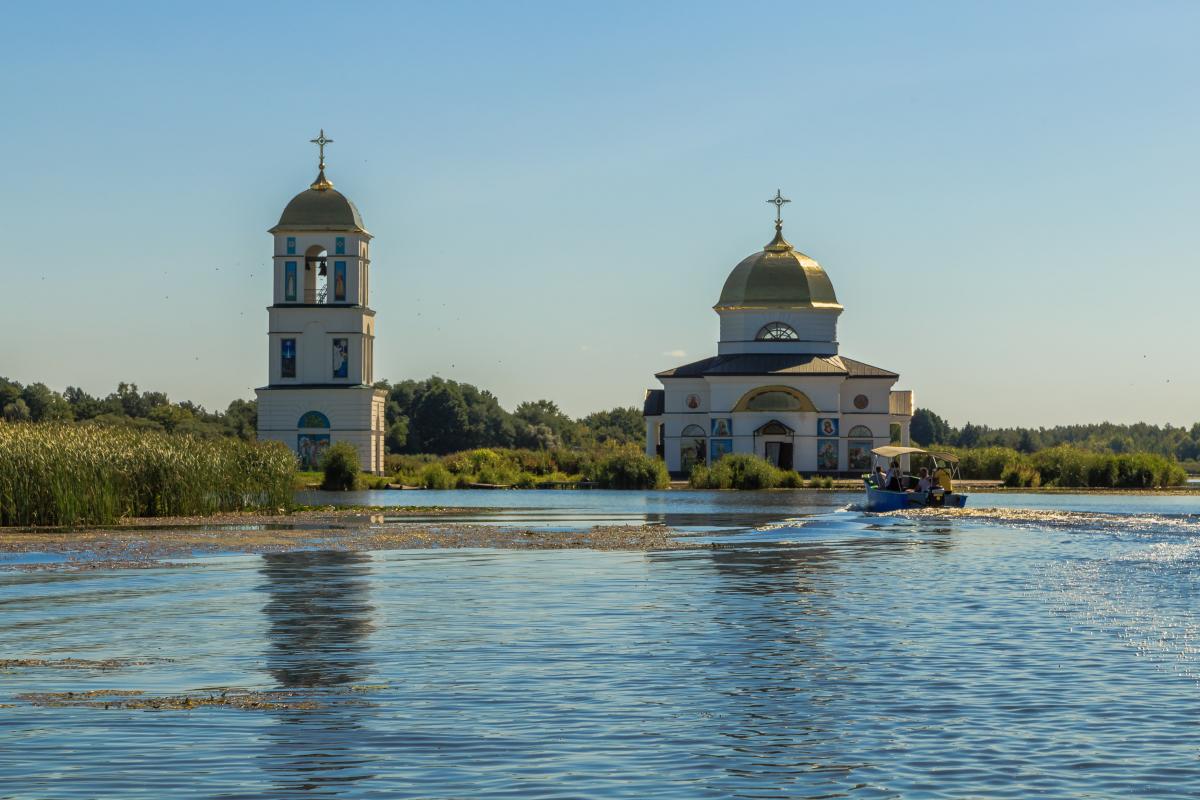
<box><xmin>3</xmin><ymin>495</ymin><xmax>1200</xmax><ymax>797</ymax></box>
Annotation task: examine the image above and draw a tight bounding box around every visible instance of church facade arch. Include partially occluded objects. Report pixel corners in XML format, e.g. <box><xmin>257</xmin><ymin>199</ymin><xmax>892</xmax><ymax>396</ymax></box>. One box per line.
<box><xmin>732</xmin><ymin>385</ymin><xmax>818</xmax><ymax>413</ymax></box>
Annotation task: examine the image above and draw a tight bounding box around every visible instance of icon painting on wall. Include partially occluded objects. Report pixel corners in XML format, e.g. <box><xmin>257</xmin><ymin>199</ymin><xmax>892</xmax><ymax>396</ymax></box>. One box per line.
<box><xmin>297</xmin><ymin>434</ymin><xmax>330</xmax><ymax>470</ymax></box>
<box><xmin>817</xmin><ymin>418</ymin><xmax>839</xmax><ymax>437</ymax></box>
<box><xmin>710</xmin><ymin>438</ymin><xmax>733</xmax><ymax>462</ymax></box>
<box><xmin>332</xmin><ymin>338</ymin><xmax>349</xmax><ymax>378</ymax></box>
<box><xmin>711</xmin><ymin>417</ymin><xmax>732</xmax><ymax>437</ymax></box>
<box><xmin>817</xmin><ymin>439</ymin><xmax>839</xmax><ymax>471</ymax></box>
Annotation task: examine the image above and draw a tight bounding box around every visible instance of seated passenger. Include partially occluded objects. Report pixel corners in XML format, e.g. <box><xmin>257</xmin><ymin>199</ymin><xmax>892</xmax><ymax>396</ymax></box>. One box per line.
<box><xmin>934</xmin><ymin>466</ymin><xmax>954</xmax><ymax>493</ymax></box>
<box><xmin>885</xmin><ymin>462</ymin><xmax>902</xmax><ymax>491</ymax></box>
<box><xmin>873</xmin><ymin>466</ymin><xmax>887</xmax><ymax>488</ymax></box>
<box><xmin>917</xmin><ymin>467</ymin><xmax>933</xmax><ymax>493</ymax></box>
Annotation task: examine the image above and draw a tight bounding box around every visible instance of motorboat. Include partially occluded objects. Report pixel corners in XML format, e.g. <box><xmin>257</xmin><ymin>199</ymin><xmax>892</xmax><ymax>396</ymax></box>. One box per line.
<box><xmin>863</xmin><ymin>445</ymin><xmax>968</xmax><ymax>512</ymax></box>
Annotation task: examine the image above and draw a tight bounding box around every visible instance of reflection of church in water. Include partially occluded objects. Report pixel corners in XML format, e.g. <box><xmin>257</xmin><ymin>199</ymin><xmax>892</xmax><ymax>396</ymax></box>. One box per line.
<box><xmin>644</xmin><ymin>191</ymin><xmax>914</xmax><ymax>476</ymax></box>
<box><xmin>256</xmin><ymin>131</ymin><xmax>387</xmax><ymax>473</ymax></box>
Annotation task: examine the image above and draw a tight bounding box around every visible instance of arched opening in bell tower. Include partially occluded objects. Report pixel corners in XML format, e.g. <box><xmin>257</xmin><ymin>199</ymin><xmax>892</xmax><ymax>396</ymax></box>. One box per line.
<box><xmin>304</xmin><ymin>245</ymin><xmax>329</xmax><ymax>303</ymax></box>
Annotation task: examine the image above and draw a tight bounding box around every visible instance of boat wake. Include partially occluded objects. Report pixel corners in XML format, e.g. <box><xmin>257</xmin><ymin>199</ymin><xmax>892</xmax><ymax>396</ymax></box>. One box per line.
<box><xmin>874</xmin><ymin>506</ymin><xmax>1200</xmax><ymax>538</ymax></box>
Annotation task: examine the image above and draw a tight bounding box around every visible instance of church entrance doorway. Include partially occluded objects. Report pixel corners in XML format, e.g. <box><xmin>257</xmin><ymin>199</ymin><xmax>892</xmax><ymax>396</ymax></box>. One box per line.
<box><xmin>755</xmin><ymin>420</ymin><xmax>795</xmax><ymax>471</ymax></box>
<box><xmin>764</xmin><ymin>441</ymin><xmax>794</xmax><ymax>470</ymax></box>
<box><xmin>758</xmin><ymin>419</ymin><xmax>796</xmax><ymax>470</ymax></box>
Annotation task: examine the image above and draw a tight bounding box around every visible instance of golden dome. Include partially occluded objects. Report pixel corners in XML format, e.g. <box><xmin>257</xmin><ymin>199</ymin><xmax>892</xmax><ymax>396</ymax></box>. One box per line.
<box><xmin>715</xmin><ymin>225</ymin><xmax>841</xmax><ymax>311</ymax></box>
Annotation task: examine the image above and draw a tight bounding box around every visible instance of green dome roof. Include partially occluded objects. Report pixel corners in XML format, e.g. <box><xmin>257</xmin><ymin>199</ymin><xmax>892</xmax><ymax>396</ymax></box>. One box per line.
<box><xmin>269</xmin><ymin>173</ymin><xmax>367</xmax><ymax>233</ymax></box>
<box><xmin>715</xmin><ymin>227</ymin><xmax>840</xmax><ymax>311</ymax></box>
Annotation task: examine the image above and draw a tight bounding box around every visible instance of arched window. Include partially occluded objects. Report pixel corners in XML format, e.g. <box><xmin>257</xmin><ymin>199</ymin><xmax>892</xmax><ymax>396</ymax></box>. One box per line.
<box><xmin>305</xmin><ymin>244</ymin><xmax>328</xmax><ymax>303</ymax></box>
<box><xmin>679</xmin><ymin>424</ymin><xmax>707</xmax><ymax>473</ymax></box>
<box><xmin>732</xmin><ymin>385</ymin><xmax>818</xmax><ymax>413</ymax></box>
<box><xmin>755</xmin><ymin>322</ymin><xmax>799</xmax><ymax>341</ymax></box>
<box><xmin>847</xmin><ymin>425</ymin><xmax>874</xmax><ymax>471</ymax></box>
<box><xmin>298</xmin><ymin>410</ymin><xmax>330</xmax><ymax>429</ymax></box>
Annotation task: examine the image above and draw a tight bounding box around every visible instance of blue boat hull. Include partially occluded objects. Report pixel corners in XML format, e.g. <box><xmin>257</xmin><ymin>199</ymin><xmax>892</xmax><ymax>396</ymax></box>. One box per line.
<box><xmin>863</xmin><ymin>483</ymin><xmax>968</xmax><ymax>512</ymax></box>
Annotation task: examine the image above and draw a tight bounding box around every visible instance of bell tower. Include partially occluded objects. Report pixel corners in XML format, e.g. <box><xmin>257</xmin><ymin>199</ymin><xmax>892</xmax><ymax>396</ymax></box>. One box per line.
<box><xmin>255</xmin><ymin>131</ymin><xmax>387</xmax><ymax>474</ymax></box>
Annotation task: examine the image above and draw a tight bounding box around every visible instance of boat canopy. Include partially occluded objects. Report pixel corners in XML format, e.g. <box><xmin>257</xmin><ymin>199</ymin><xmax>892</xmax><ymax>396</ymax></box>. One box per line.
<box><xmin>871</xmin><ymin>445</ymin><xmax>959</xmax><ymax>463</ymax></box>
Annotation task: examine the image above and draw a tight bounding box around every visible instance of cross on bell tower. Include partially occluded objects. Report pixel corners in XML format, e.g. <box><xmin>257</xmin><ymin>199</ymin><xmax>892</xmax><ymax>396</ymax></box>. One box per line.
<box><xmin>309</xmin><ymin>129</ymin><xmax>335</xmax><ymax>191</ymax></box>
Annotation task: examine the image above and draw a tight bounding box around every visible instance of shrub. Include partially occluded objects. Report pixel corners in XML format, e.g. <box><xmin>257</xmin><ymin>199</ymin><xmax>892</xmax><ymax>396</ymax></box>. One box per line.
<box><xmin>701</xmin><ymin>454</ymin><xmax>781</xmax><ymax>490</ymax></box>
<box><xmin>419</xmin><ymin>462</ymin><xmax>456</xmax><ymax>489</ymax></box>
<box><xmin>1000</xmin><ymin>463</ymin><xmax>1041</xmax><ymax>488</ymax></box>
<box><xmin>777</xmin><ymin>470</ymin><xmax>804</xmax><ymax>488</ymax></box>
<box><xmin>320</xmin><ymin>442</ymin><xmax>361</xmax><ymax>491</ymax></box>
<box><xmin>589</xmin><ymin>448</ymin><xmax>669</xmax><ymax>489</ymax></box>
<box><xmin>688</xmin><ymin>464</ymin><xmax>713</xmax><ymax>489</ymax></box>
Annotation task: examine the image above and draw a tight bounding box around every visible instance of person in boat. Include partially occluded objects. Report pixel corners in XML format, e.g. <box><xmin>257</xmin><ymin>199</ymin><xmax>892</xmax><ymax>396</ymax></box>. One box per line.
<box><xmin>885</xmin><ymin>461</ymin><xmax>903</xmax><ymax>491</ymax></box>
<box><xmin>873</xmin><ymin>465</ymin><xmax>887</xmax><ymax>488</ymax></box>
<box><xmin>917</xmin><ymin>468</ymin><xmax>933</xmax><ymax>493</ymax></box>
<box><xmin>934</xmin><ymin>466</ymin><xmax>954</xmax><ymax>493</ymax></box>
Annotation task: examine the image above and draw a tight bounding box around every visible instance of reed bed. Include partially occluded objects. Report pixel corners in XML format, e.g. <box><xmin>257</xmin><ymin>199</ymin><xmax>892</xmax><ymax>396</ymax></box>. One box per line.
<box><xmin>0</xmin><ymin>423</ymin><xmax>295</xmax><ymax>526</ymax></box>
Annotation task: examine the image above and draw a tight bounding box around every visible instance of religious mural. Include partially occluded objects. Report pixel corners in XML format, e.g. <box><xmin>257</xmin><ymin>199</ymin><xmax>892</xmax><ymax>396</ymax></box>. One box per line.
<box><xmin>711</xmin><ymin>418</ymin><xmax>732</xmax><ymax>437</ymax></box>
<box><xmin>281</xmin><ymin>338</ymin><xmax>296</xmax><ymax>378</ymax></box>
<box><xmin>818</xmin><ymin>418</ymin><xmax>839</xmax><ymax>437</ymax></box>
<box><xmin>817</xmin><ymin>439</ymin><xmax>839</xmax><ymax>471</ymax></box>
<box><xmin>680</xmin><ymin>424</ymin><xmax>706</xmax><ymax>473</ymax></box>
<box><xmin>334</xmin><ymin>262</ymin><xmax>346</xmax><ymax>301</ymax></box>
<box><xmin>297</xmin><ymin>434</ymin><xmax>330</xmax><ymax>470</ymax></box>
<box><xmin>298</xmin><ymin>410</ymin><xmax>330</xmax><ymax>429</ymax></box>
<box><xmin>285</xmin><ymin>262</ymin><xmax>297</xmax><ymax>301</ymax></box>
<box><xmin>848</xmin><ymin>441</ymin><xmax>873</xmax><ymax>471</ymax></box>
<box><xmin>710</xmin><ymin>438</ymin><xmax>733</xmax><ymax>462</ymax></box>
<box><xmin>332</xmin><ymin>339</ymin><xmax>349</xmax><ymax>379</ymax></box>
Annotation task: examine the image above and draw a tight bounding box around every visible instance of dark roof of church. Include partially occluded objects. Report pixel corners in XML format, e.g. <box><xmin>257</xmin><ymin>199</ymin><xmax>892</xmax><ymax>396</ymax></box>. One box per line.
<box><xmin>643</xmin><ymin>389</ymin><xmax>664</xmax><ymax>416</ymax></box>
<box><xmin>655</xmin><ymin>353</ymin><xmax>897</xmax><ymax>380</ymax></box>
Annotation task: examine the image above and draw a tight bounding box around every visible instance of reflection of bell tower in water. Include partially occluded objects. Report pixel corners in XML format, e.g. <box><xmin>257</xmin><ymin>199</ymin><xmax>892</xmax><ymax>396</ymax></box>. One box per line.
<box><xmin>255</xmin><ymin>130</ymin><xmax>387</xmax><ymax>473</ymax></box>
<box><xmin>260</xmin><ymin>550</ymin><xmax>376</xmax><ymax>688</ymax></box>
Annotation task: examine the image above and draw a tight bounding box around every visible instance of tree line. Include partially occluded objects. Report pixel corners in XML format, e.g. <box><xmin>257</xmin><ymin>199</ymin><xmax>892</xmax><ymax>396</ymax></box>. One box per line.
<box><xmin>6</xmin><ymin>374</ymin><xmax>1194</xmax><ymax>465</ymax></box>
<box><xmin>0</xmin><ymin>376</ymin><xmax>644</xmax><ymax>453</ymax></box>
<box><xmin>911</xmin><ymin>408</ymin><xmax>1200</xmax><ymax>463</ymax></box>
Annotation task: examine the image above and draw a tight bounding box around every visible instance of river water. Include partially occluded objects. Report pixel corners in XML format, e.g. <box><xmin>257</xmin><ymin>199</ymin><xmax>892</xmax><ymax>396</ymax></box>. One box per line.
<box><xmin>3</xmin><ymin>490</ymin><xmax>1200</xmax><ymax>798</ymax></box>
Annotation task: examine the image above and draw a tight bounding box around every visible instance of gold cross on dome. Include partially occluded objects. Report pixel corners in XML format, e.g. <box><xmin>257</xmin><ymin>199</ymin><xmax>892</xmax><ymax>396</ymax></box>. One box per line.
<box><xmin>310</xmin><ymin>129</ymin><xmax>334</xmax><ymax>168</ymax></box>
<box><xmin>767</xmin><ymin>189</ymin><xmax>791</xmax><ymax>227</ymax></box>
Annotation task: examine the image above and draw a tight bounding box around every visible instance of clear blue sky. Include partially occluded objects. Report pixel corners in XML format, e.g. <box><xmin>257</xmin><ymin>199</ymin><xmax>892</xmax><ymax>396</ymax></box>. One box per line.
<box><xmin>2</xmin><ymin>1</ymin><xmax>1197</xmax><ymax>427</ymax></box>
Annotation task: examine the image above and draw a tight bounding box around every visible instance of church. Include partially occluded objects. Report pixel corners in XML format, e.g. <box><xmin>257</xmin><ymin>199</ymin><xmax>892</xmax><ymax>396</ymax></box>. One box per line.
<box><xmin>255</xmin><ymin>132</ymin><xmax>387</xmax><ymax>474</ymax></box>
<box><xmin>643</xmin><ymin>192</ymin><xmax>913</xmax><ymax>476</ymax></box>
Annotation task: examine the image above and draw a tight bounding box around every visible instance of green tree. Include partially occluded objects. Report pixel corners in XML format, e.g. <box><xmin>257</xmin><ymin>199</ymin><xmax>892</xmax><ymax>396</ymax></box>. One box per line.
<box><xmin>3</xmin><ymin>398</ymin><xmax>31</xmax><ymax>422</ymax></box>
<box><xmin>222</xmin><ymin>399</ymin><xmax>258</xmax><ymax>440</ymax></box>
<box><xmin>580</xmin><ymin>407</ymin><xmax>643</xmax><ymax>445</ymax></box>
<box><xmin>910</xmin><ymin>408</ymin><xmax>953</xmax><ymax>446</ymax></box>
<box><xmin>408</xmin><ymin>379</ymin><xmax>472</xmax><ymax>454</ymax></box>
<box><xmin>21</xmin><ymin>383</ymin><xmax>72</xmax><ymax>422</ymax></box>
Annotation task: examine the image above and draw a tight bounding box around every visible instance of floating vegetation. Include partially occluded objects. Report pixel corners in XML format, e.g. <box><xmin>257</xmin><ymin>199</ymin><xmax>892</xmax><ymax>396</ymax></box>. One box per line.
<box><xmin>0</xmin><ymin>514</ymin><xmax>697</xmax><ymax>569</ymax></box>
<box><xmin>16</xmin><ymin>685</ymin><xmax>384</xmax><ymax>712</ymax></box>
<box><xmin>0</xmin><ymin>423</ymin><xmax>296</xmax><ymax>526</ymax></box>
<box><xmin>0</xmin><ymin>657</ymin><xmax>169</xmax><ymax>670</ymax></box>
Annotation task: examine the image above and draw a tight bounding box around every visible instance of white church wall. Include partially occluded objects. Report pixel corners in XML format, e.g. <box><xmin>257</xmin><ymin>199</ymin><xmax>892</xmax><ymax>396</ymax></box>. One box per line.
<box><xmin>717</xmin><ymin>309</ymin><xmax>840</xmax><ymax>355</ymax></box>
<box><xmin>838</xmin><ymin>379</ymin><xmax>894</xmax><ymax>415</ymax></box>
